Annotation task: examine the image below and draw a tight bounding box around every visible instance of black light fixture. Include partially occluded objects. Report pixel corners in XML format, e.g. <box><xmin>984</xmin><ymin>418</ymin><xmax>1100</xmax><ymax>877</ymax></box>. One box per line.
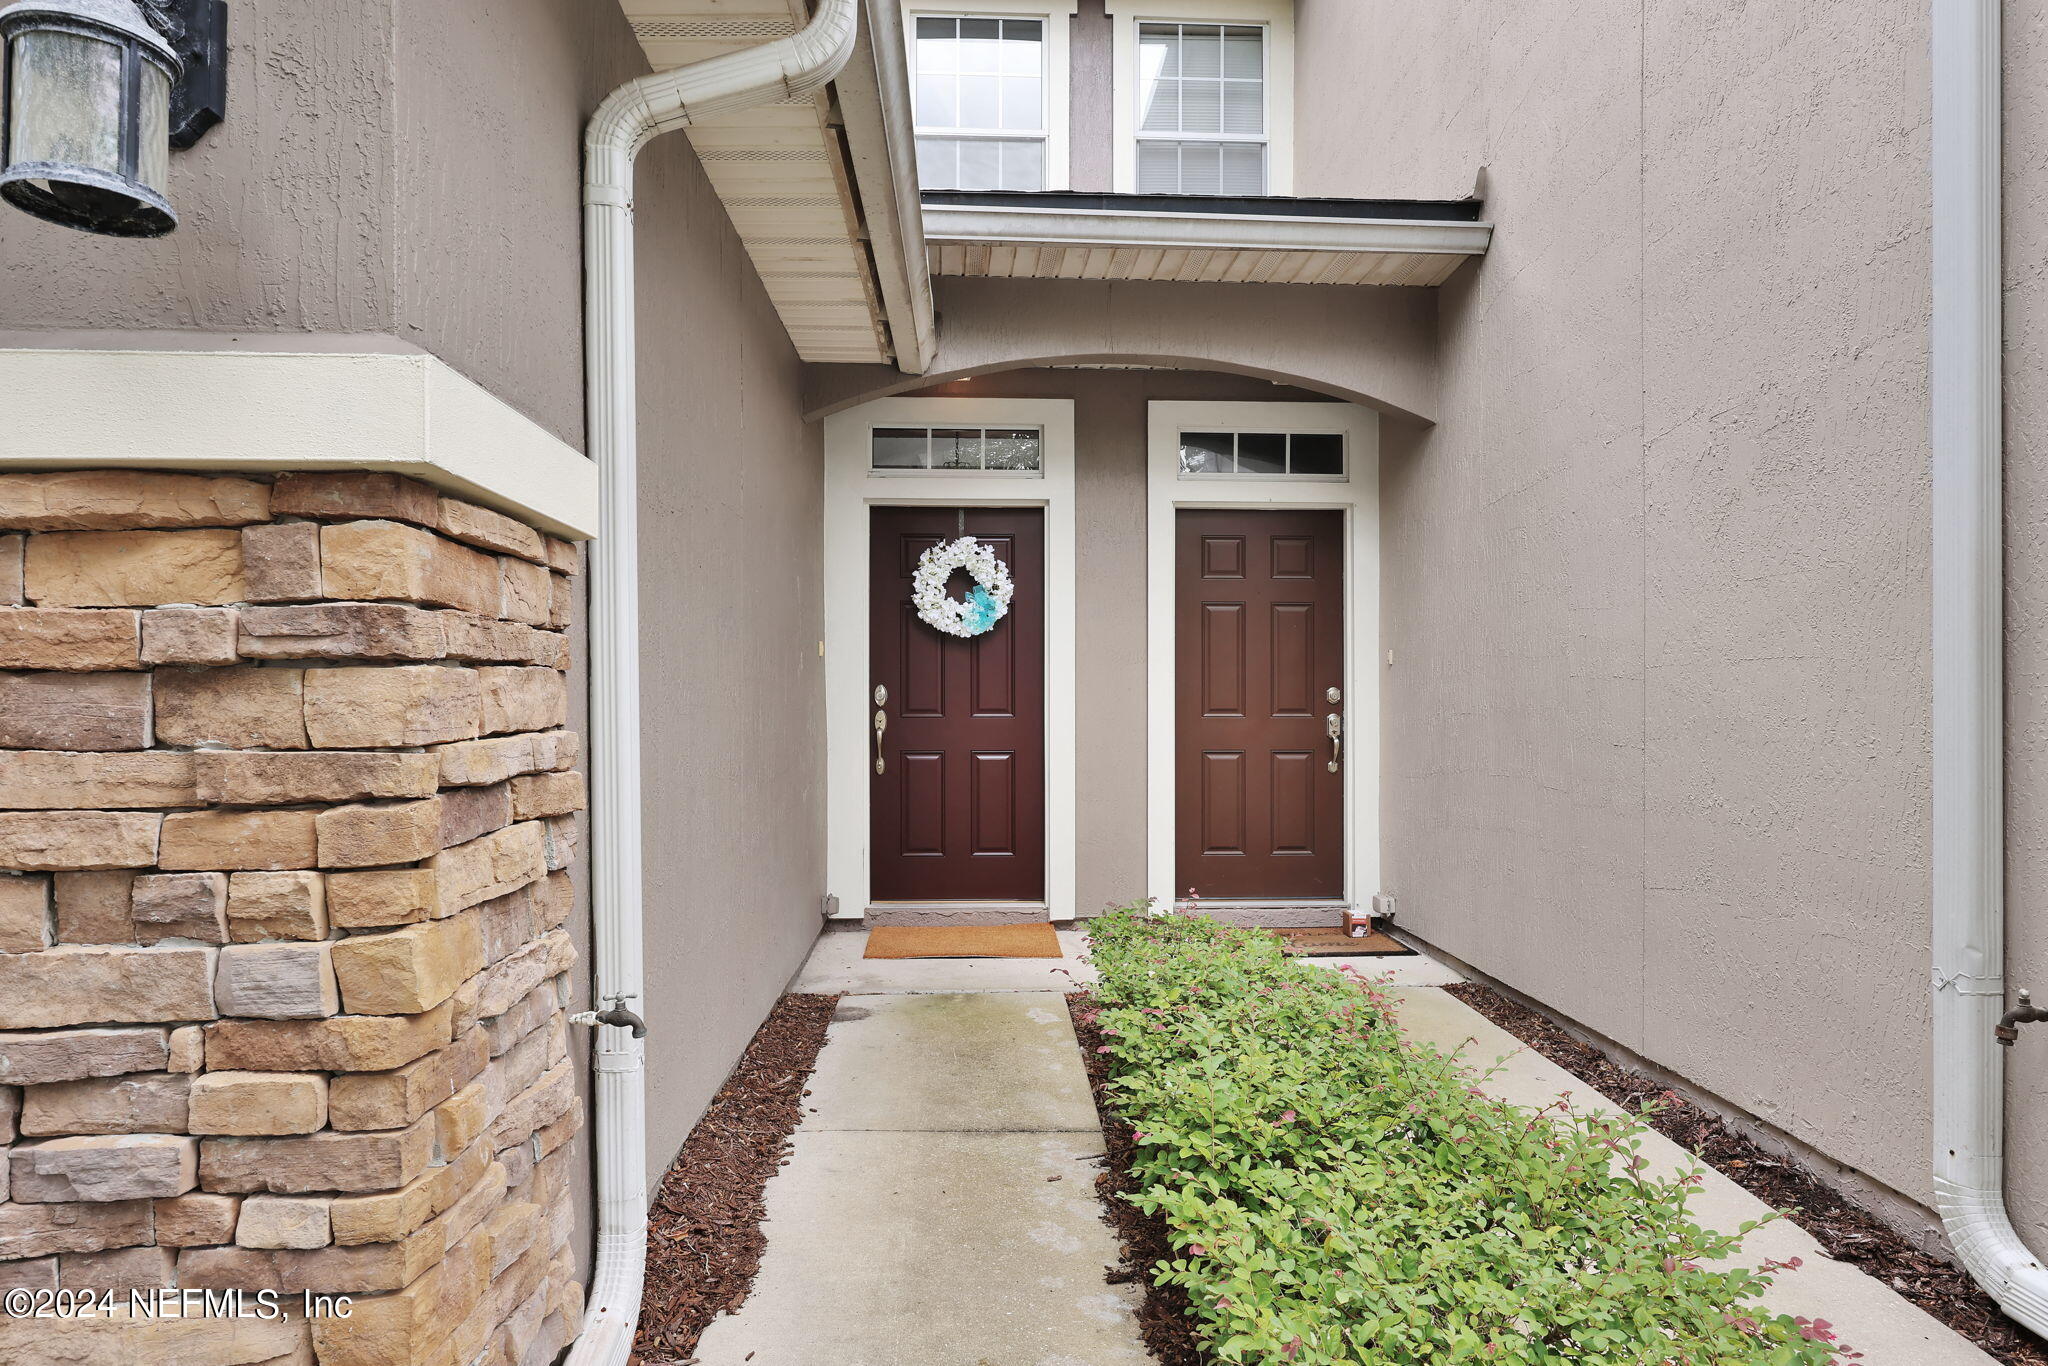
<box><xmin>0</xmin><ymin>0</ymin><xmax>225</xmax><ymax>237</ymax></box>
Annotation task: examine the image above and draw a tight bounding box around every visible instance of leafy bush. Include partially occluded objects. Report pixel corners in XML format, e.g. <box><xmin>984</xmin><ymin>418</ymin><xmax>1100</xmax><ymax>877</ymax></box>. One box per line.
<box><xmin>1084</xmin><ymin>906</ymin><xmax>1847</xmax><ymax>1365</ymax></box>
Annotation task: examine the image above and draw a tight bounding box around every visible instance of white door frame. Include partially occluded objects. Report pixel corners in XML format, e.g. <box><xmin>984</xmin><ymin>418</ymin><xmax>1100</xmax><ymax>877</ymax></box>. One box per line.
<box><xmin>822</xmin><ymin>397</ymin><xmax>1078</xmax><ymax>920</ymax></box>
<box><xmin>1144</xmin><ymin>399</ymin><xmax>1380</xmax><ymax>908</ymax></box>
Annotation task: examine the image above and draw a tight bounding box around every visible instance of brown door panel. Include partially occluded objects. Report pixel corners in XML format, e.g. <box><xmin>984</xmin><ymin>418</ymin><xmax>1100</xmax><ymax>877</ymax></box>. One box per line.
<box><xmin>870</xmin><ymin>507</ymin><xmax>1046</xmax><ymax>902</ymax></box>
<box><xmin>1176</xmin><ymin>509</ymin><xmax>1345</xmax><ymax>900</ymax></box>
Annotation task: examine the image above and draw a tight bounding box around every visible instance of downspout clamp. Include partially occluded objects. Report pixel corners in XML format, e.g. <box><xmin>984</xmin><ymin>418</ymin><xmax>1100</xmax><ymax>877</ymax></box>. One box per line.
<box><xmin>567</xmin><ymin>3</ymin><xmax>860</xmax><ymax>1363</ymax></box>
<box><xmin>1928</xmin><ymin>0</ymin><xmax>2048</xmax><ymax>1335</ymax></box>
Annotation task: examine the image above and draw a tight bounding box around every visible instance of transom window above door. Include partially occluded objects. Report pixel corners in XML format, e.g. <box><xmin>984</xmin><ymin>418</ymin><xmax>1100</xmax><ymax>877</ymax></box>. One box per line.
<box><xmin>1178</xmin><ymin>429</ymin><xmax>1343</xmax><ymax>477</ymax></box>
<box><xmin>873</xmin><ymin>425</ymin><xmax>1045</xmax><ymax>472</ymax></box>
<box><xmin>913</xmin><ymin>16</ymin><xmax>1048</xmax><ymax>191</ymax></box>
<box><xmin>1136</xmin><ymin>22</ymin><xmax>1266</xmax><ymax>194</ymax></box>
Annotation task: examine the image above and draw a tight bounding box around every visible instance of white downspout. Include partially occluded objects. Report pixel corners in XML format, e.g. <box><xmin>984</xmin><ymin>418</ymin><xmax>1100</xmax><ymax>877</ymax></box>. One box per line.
<box><xmin>1928</xmin><ymin>0</ymin><xmax>2048</xmax><ymax>1335</ymax></box>
<box><xmin>567</xmin><ymin>4</ymin><xmax>861</xmax><ymax>1363</ymax></box>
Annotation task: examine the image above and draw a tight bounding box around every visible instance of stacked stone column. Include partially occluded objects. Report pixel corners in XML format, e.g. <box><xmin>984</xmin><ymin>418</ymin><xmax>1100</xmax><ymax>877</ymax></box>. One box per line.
<box><xmin>0</xmin><ymin>471</ymin><xmax>586</xmax><ymax>1366</ymax></box>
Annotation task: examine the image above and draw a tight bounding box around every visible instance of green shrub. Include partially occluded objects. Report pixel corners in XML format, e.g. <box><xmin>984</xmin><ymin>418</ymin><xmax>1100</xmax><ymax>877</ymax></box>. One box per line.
<box><xmin>1084</xmin><ymin>906</ymin><xmax>1848</xmax><ymax>1365</ymax></box>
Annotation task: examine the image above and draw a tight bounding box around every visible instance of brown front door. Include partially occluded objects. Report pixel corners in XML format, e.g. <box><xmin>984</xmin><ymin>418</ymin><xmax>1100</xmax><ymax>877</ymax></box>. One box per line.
<box><xmin>870</xmin><ymin>507</ymin><xmax>1046</xmax><ymax>902</ymax></box>
<box><xmin>1176</xmin><ymin>508</ymin><xmax>1345</xmax><ymax>900</ymax></box>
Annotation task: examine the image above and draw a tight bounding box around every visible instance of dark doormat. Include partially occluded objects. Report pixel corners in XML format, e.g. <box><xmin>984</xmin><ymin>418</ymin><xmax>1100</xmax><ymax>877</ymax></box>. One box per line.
<box><xmin>863</xmin><ymin>921</ymin><xmax>1063</xmax><ymax>959</ymax></box>
<box><xmin>1270</xmin><ymin>926</ymin><xmax>1412</xmax><ymax>956</ymax></box>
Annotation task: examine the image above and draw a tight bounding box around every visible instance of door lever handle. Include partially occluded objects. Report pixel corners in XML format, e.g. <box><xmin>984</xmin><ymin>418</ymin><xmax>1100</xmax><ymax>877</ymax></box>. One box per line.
<box><xmin>1326</xmin><ymin>712</ymin><xmax>1342</xmax><ymax>772</ymax></box>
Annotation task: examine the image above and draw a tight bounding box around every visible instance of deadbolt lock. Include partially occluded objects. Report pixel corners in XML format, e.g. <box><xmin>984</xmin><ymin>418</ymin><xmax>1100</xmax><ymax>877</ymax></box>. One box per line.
<box><xmin>1326</xmin><ymin>686</ymin><xmax>1342</xmax><ymax>704</ymax></box>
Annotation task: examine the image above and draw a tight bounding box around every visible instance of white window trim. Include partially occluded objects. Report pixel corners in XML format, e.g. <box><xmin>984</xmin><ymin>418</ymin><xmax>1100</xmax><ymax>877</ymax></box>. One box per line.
<box><xmin>1105</xmin><ymin>0</ymin><xmax>1294</xmax><ymax>196</ymax></box>
<box><xmin>823</xmin><ymin>397</ymin><xmax>1079</xmax><ymax>920</ymax></box>
<box><xmin>903</xmin><ymin>0</ymin><xmax>1077</xmax><ymax>191</ymax></box>
<box><xmin>1145</xmin><ymin>400</ymin><xmax>1377</xmax><ymax>908</ymax></box>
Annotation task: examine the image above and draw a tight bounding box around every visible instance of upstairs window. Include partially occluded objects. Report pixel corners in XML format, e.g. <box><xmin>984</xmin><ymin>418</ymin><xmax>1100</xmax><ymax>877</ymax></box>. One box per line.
<box><xmin>1136</xmin><ymin>22</ymin><xmax>1266</xmax><ymax>194</ymax></box>
<box><xmin>913</xmin><ymin>16</ymin><xmax>1047</xmax><ymax>191</ymax></box>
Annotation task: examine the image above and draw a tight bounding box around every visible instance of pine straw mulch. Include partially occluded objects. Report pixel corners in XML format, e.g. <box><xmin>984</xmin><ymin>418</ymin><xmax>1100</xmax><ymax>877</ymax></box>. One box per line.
<box><xmin>1069</xmin><ymin>990</ymin><xmax>1217</xmax><ymax>1366</ymax></box>
<box><xmin>631</xmin><ymin>992</ymin><xmax>841</xmax><ymax>1365</ymax></box>
<box><xmin>1445</xmin><ymin>980</ymin><xmax>2048</xmax><ymax>1366</ymax></box>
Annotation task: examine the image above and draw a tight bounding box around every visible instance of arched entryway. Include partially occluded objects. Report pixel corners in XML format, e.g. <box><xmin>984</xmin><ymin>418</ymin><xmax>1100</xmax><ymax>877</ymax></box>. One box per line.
<box><xmin>819</xmin><ymin>362</ymin><xmax>1409</xmax><ymax>928</ymax></box>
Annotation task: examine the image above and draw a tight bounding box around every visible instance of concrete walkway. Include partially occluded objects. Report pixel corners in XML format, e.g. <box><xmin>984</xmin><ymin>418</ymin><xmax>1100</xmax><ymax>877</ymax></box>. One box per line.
<box><xmin>689</xmin><ymin>986</ymin><xmax>1151</xmax><ymax>1366</ymax></box>
<box><xmin>687</xmin><ymin>925</ymin><xmax>1993</xmax><ymax>1365</ymax></box>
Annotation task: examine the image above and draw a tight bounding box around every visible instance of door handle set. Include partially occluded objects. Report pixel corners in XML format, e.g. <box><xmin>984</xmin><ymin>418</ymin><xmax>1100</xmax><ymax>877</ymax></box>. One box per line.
<box><xmin>872</xmin><ymin>684</ymin><xmax>888</xmax><ymax>775</ymax></box>
<box><xmin>1326</xmin><ymin>712</ymin><xmax>1343</xmax><ymax>772</ymax></box>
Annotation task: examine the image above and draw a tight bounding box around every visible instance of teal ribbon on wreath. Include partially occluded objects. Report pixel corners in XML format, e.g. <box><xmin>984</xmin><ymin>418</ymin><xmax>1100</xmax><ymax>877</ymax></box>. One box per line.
<box><xmin>960</xmin><ymin>585</ymin><xmax>1002</xmax><ymax>635</ymax></box>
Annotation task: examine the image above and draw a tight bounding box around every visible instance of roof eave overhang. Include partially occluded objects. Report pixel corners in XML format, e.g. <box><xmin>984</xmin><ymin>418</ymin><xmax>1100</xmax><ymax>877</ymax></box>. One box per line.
<box><xmin>924</xmin><ymin>203</ymin><xmax>1494</xmax><ymax>257</ymax></box>
<box><xmin>621</xmin><ymin>1</ymin><xmax>936</xmax><ymax>371</ymax></box>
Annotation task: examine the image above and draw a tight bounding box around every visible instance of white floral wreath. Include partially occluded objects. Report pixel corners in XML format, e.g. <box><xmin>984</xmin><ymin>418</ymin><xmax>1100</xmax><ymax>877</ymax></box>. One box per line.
<box><xmin>911</xmin><ymin>536</ymin><xmax>1015</xmax><ymax>638</ymax></box>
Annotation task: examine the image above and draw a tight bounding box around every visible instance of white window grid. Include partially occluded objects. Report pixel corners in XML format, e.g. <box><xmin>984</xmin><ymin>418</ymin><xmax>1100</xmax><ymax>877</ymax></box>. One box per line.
<box><xmin>1135</xmin><ymin>20</ymin><xmax>1268</xmax><ymax>194</ymax></box>
<box><xmin>912</xmin><ymin>14</ymin><xmax>1050</xmax><ymax>191</ymax></box>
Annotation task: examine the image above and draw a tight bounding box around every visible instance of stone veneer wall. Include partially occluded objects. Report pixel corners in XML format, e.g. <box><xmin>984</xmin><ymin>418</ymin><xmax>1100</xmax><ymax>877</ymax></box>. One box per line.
<box><xmin>0</xmin><ymin>471</ymin><xmax>587</xmax><ymax>1366</ymax></box>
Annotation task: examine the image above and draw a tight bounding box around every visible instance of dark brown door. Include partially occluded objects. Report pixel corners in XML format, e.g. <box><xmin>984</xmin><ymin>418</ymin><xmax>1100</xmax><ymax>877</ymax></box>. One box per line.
<box><xmin>1176</xmin><ymin>508</ymin><xmax>1345</xmax><ymax>900</ymax></box>
<box><xmin>870</xmin><ymin>507</ymin><xmax>1046</xmax><ymax>902</ymax></box>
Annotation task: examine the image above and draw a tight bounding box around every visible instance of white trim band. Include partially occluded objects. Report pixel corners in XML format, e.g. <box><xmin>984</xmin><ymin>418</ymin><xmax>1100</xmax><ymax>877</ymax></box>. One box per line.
<box><xmin>0</xmin><ymin>348</ymin><xmax>597</xmax><ymax>539</ymax></box>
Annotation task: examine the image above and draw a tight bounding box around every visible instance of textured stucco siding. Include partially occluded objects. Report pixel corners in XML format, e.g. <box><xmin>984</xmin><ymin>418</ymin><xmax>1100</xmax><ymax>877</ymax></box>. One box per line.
<box><xmin>1299</xmin><ymin>0</ymin><xmax>1953</xmax><ymax>1226</ymax></box>
<box><xmin>0</xmin><ymin>5</ymin><xmax>398</xmax><ymax>339</ymax></box>
<box><xmin>806</xmin><ymin>275</ymin><xmax>1440</xmax><ymax>420</ymax></box>
<box><xmin>1070</xmin><ymin>0</ymin><xmax>1115</xmax><ymax>191</ymax></box>
<box><xmin>0</xmin><ymin>0</ymin><xmax>630</xmax><ymax>453</ymax></box>
<box><xmin>631</xmin><ymin>136</ymin><xmax>827</xmax><ymax>1189</ymax></box>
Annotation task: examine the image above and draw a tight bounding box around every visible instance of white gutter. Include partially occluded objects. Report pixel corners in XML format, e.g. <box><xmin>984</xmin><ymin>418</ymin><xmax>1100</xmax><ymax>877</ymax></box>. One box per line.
<box><xmin>920</xmin><ymin>202</ymin><xmax>1494</xmax><ymax>258</ymax></box>
<box><xmin>567</xmin><ymin>3</ymin><xmax>861</xmax><ymax>1363</ymax></box>
<box><xmin>1928</xmin><ymin>0</ymin><xmax>2048</xmax><ymax>1335</ymax></box>
<box><xmin>833</xmin><ymin>0</ymin><xmax>938</xmax><ymax>371</ymax></box>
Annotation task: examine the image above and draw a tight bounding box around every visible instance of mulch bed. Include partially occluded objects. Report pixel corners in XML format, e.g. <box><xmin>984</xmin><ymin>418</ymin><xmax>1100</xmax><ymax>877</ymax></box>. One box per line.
<box><xmin>1069</xmin><ymin>990</ymin><xmax>1216</xmax><ymax>1366</ymax></box>
<box><xmin>1445</xmin><ymin>981</ymin><xmax>2048</xmax><ymax>1366</ymax></box>
<box><xmin>632</xmin><ymin>992</ymin><xmax>841</xmax><ymax>1365</ymax></box>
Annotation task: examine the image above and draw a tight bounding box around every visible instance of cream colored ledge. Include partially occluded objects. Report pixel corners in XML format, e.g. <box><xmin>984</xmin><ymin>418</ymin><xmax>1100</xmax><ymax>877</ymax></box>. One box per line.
<box><xmin>0</xmin><ymin>349</ymin><xmax>597</xmax><ymax>540</ymax></box>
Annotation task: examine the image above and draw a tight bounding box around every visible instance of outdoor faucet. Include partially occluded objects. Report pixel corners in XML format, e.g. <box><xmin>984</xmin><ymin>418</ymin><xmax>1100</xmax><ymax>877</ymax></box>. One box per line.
<box><xmin>1995</xmin><ymin>989</ymin><xmax>2048</xmax><ymax>1046</ymax></box>
<box><xmin>571</xmin><ymin>994</ymin><xmax>648</xmax><ymax>1038</ymax></box>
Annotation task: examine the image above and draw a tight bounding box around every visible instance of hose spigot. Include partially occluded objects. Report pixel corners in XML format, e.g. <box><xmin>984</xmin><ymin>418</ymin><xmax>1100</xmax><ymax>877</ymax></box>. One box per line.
<box><xmin>1996</xmin><ymin>989</ymin><xmax>2048</xmax><ymax>1046</ymax></box>
<box><xmin>571</xmin><ymin>992</ymin><xmax>648</xmax><ymax>1038</ymax></box>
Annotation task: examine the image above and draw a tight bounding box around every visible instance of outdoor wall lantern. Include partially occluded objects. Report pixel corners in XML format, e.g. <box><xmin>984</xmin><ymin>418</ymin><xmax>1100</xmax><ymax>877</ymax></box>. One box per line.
<box><xmin>0</xmin><ymin>0</ymin><xmax>225</xmax><ymax>236</ymax></box>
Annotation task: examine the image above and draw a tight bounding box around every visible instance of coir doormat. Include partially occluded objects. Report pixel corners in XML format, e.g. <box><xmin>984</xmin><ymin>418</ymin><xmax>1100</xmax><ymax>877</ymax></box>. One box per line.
<box><xmin>1271</xmin><ymin>926</ymin><xmax>1413</xmax><ymax>957</ymax></box>
<box><xmin>863</xmin><ymin>922</ymin><xmax>1063</xmax><ymax>959</ymax></box>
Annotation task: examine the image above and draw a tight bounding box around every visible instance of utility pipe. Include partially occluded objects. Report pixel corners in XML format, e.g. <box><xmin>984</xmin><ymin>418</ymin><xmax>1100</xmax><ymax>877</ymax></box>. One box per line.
<box><xmin>567</xmin><ymin>4</ymin><xmax>861</xmax><ymax>1363</ymax></box>
<box><xmin>1928</xmin><ymin>0</ymin><xmax>2048</xmax><ymax>1335</ymax></box>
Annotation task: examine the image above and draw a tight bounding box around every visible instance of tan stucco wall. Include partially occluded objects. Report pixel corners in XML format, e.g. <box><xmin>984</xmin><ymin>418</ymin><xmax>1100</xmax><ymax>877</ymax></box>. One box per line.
<box><xmin>631</xmin><ymin>149</ymin><xmax>827</xmax><ymax>1189</ymax></box>
<box><xmin>0</xmin><ymin>6</ymin><xmax>396</xmax><ymax>338</ymax></box>
<box><xmin>0</xmin><ymin>0</ymin><xmax>624</xmax><ymax>452</ymax></box>
<box><xmin>1295</xmin><ymin>0</ymin><xmax>1968</xmax><ymax>1229</ymax></box>
<box><xmin>894</xmin><ymin>366</ymin><xmax>1337</xmax><ymax>916</ymax></box>
<box><xmin>1070</xmin><ymin>0</ymin><xmax>1115</xmax><ymax>191</ymax></box>
<box><xmin>807</xmin><ymin>275</ymin><xmax>1439</xmax><ymax>420</ymax></box>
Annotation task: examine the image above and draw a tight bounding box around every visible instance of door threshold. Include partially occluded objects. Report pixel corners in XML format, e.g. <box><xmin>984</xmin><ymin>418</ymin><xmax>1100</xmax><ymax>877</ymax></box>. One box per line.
<box><xmin>1173</xmin><ymin>899</ymin><xmax>1352</xmax><ymax>928</ymax></box>
<box><xmin>866</xmin><ymin>901</ymin><xmax>1053</xmax><ymax>927</ymax></box>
